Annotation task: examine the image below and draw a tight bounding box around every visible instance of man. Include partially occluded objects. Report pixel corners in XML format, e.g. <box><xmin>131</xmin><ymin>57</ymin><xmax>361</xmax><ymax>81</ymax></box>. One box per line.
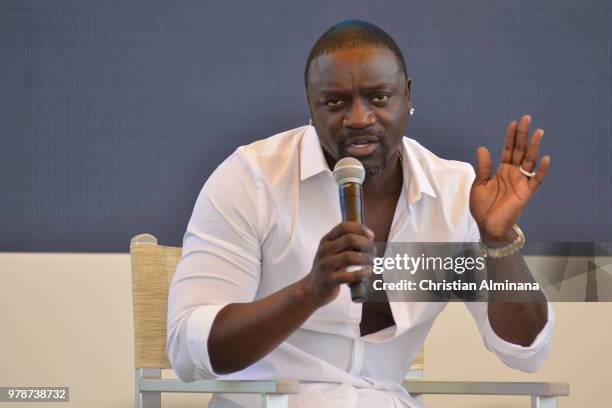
<box><xmin>167</xmin><ymin>20</ymin><xmax>553</xmax><ymax>407</ymax></box>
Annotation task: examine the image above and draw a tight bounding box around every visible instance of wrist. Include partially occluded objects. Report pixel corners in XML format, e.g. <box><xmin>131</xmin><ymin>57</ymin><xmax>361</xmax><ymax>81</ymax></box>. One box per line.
<box><xmin>479</xmin><ymin>227</ymin><xmax>517</xmax><ymax>245</ymax></box>
<box><xmin>294</xmin><ymin>278</ymin><xmax>322</xmax><ymax>312</ymax></box>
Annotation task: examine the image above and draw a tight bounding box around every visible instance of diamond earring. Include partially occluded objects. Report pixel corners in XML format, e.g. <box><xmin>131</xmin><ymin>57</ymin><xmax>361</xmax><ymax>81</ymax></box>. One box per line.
<box><xmin>409</xmin><ymin>107</ymin><xmax>415</xmax><ymax>116</ymax></box>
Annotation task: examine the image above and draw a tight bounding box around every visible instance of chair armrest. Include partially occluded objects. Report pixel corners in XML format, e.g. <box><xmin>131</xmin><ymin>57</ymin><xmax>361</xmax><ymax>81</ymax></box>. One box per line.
<box><xmin>140</xmin><ymin>378</ymin><xmax>299</xmax><ymax>394</ymax></box>
<box><xmin>403</xmin><ymin>381</ymin><xmax>569</xmax><ymax>397</ymax></box>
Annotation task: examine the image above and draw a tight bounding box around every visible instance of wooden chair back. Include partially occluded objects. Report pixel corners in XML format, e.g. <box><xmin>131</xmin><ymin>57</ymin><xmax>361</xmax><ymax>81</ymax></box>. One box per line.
<box><xmin>130</xmin><ymin>234</ymin><xmax>180</xmax><ymax>369</ymax></box>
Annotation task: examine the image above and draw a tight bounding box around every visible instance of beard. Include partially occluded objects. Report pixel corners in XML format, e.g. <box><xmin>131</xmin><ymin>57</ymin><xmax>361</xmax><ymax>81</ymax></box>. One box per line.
<box><xmin>336</xmin><ymin>136</ymin><xmax>391</xmax><ymax>177</ymax></box>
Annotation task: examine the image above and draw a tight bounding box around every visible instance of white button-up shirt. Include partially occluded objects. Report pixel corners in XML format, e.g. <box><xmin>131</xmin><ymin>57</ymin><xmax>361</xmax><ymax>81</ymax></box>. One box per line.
<box><xmin>167</xmin><ymin>125</ymin><xmax>554</xmax><ymax>408</ymax></box>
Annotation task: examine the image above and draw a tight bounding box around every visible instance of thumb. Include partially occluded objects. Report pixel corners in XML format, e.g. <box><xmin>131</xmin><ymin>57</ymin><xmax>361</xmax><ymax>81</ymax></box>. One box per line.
<box><xmin>475</xmin><ymin>146</ymin><xmax>492</xmax><ymax>184</ymax></box>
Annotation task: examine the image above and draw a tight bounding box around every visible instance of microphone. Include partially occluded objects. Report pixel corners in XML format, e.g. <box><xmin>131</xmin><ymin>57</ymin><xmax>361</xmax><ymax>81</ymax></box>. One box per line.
<box><xmin>333</xmin><ymin>157</ymin><xmax>369</xmax><ymax>302</ymax></box>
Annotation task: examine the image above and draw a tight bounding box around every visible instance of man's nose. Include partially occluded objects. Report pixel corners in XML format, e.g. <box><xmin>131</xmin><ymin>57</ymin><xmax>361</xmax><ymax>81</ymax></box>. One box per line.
<box><xmin>343</xmin><ymin>99</ymin><xmax>375</xmax><ymax>129</ymax></box>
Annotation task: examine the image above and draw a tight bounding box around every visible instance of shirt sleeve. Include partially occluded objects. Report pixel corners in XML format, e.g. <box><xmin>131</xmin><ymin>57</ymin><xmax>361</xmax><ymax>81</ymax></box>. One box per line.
<box><xmin>166</xmin><ymin>150</ymin><xmax>264</xmax><ymax>382</ymax></box>
<box><xmin>464</xmin><ymin>212</ymin><xmax>555</xmax><ymax>373</ymax></box>
<box><xmin>464</xmin><ymin>301</ymin><xmax>554</xmax><ymax>373</ymax></box>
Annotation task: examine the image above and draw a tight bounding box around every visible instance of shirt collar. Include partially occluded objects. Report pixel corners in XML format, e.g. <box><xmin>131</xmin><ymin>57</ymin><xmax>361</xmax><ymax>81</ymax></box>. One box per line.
<box><xmin>400</xmin><ymin>137</ymin><xmax>438</xmax><ymax>203</ymax></box>
<box><xmin>300</xmin><ymin>126</ymin><xmax>330</xmax><ymax>180</ymax></box>
<box><xmin>299</xmin><ymin>125</ymin><xmax>437</xmax><ymax>203</ymax></box>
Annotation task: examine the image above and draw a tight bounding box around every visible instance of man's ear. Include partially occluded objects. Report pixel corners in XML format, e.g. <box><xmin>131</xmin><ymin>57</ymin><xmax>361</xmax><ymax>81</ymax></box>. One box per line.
<box><xmin>404</xmin><ymin>76</ymin><xmax>413</xmax><ymax>110</ymax></box>
<box><xmin>306</xmin><ymin>89</ymin><xmax>315</xmax><ymax>123</ymax></box>
<box><xmin>405</xmin><ymin>76</ymin><xmax>412</xmax><ymax>99</ymax></box>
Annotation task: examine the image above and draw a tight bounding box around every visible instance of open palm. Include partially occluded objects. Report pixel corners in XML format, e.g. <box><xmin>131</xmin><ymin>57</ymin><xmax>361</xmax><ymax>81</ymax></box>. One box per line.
<box><xmin>470</xmin><ymin>115</ymin><xmax>551</xmax><ymax>239</ymax></box>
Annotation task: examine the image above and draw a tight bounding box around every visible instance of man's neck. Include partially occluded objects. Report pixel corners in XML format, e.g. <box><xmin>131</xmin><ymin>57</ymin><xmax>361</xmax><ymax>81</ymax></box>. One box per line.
<box><xmin>362</xmin><ymin>155</ymin><xmax>403</xmax><ymax>198</ymax></box>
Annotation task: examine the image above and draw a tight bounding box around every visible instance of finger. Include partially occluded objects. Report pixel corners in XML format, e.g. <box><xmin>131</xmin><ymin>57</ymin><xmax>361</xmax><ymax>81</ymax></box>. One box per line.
<box><xmin>322</xmin><ymin>233</ymin><xmax>377</xmax><ymax>257</ymax></box>
<box><xmin>322</xmin><ymin>251</ymin><xmax>375</xmax><ymax>272</ymax></box>
<box><xmin>475</xmin><ymin>146</ymin><xmax>493</xmax><ymax>184</ymax></box>
<box><xmin>333</xmin><ymin>266</ymin><xmax>372</xmax><ymax>285</ymax></box>
<box><xmin>512</xmin><ymin>114</ymin><xmax>532</xmax><ymax>165</ymax></box>
<box><xmin>521</xmin><ymin>129</ymin><xmax>544</xmax><ymax>172</ymax></box>
<box><xmin>528</xmin><ymin>155</ymin><xmax>551</xmax><ymax>191</ymax></box>
<box><xmin>501</xmin><ymin>120</ymin><xmax>517</xmax><ymax>163</ymax></box>
<box><xmin>321</xmin><ymin>221</ymin><xmax>374</xmax><ymax>243</ymax></box>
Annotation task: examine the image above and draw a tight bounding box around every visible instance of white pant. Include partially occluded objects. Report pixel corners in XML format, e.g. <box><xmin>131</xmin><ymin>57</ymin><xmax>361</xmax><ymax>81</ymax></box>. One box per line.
<box><xmin>208</xmin><ymin>382</ymin><xmax>424</xmax><ymax>408</ymax></box>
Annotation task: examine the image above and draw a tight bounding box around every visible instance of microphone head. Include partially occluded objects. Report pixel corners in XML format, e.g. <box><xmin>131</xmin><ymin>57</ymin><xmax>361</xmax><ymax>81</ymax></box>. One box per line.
<box><xmin>333</xmin><ymin>157</ymin><xmax>365</xmax><ymax>186</ymax></box>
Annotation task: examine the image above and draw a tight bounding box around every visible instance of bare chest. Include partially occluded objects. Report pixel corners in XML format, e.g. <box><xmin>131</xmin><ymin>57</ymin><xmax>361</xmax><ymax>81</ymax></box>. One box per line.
<box><xmin>359</xmin><ymin>194</ymin><xmax>401</xmax><ymax>336</ymax></box>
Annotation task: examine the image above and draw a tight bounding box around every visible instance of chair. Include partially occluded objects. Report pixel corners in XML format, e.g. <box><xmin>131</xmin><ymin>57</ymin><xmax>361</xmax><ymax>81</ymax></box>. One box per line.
<box><xmin>130</xmin><ymin>233</ymin><xmax>298</xmax><ymax>408</ymax></box>
<box><xmin>130</xmin><ymin>234</ymin><xmax>569</xmax><ymax>408</ymax></box>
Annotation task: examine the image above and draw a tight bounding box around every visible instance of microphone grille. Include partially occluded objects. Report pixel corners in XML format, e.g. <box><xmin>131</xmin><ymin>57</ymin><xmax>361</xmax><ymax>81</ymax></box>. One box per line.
<box><xmin>333</xmin><ymin>157</ymin><xmax>365</xmax><ymax>185</ymax></box>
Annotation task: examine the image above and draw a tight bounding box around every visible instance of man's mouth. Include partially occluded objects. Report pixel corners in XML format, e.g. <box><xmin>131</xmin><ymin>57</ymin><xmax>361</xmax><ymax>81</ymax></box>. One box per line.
<box><xmin>344</xmin><ymin>136</ymin><xmax>380</xmax><ymax>156</ymax></box>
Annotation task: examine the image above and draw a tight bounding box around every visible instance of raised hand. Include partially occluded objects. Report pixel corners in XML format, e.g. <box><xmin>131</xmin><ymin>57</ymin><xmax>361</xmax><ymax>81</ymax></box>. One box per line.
<box><xmin>469</xmin><ymin>115</ymin><xmax>551</xmax><ymax>241</ymax></box>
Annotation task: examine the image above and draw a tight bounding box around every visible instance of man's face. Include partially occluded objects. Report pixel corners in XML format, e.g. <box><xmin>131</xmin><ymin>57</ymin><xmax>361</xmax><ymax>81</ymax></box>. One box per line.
<box><xmin>307</xmin><ymin>47</ymin><xmax>411</xmax><ymax>176</ymax></box>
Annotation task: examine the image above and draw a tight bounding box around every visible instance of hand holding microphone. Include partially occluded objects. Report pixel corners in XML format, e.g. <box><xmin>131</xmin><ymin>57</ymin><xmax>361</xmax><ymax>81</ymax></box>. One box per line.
<box><xmin>301</xmin><ymin>157</ymin><xmax>375</xmax><ymax>307</ymax></box>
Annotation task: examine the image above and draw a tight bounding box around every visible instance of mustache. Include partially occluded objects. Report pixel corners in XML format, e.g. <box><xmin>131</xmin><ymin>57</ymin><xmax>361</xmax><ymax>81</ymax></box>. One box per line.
<box><xmin>336</xmin><ymin>131</ymin><xmax>386</xmax><ymax>145</ymax></box>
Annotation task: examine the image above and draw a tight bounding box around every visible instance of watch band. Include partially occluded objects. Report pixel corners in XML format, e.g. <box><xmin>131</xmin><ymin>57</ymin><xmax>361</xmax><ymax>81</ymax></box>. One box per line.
<box><xmin>479</xmin><ymin>224</ymin><xmax>525</xmax><ymax>258</ymax></box>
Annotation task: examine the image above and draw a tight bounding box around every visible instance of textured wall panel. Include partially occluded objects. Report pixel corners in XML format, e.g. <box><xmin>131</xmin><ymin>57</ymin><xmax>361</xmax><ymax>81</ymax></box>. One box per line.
<box><xmin>1</xmin><ymin>0</ymin><xmax>610</xmax><ymax>251</ymax></box>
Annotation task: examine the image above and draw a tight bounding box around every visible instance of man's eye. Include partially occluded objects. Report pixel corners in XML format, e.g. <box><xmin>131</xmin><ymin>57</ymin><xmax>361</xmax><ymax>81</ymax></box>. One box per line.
<box><xmin>326</xmin><ymin>99</ymin><xmax>344</xmax><ymax>107</ymax></box>
<box><xmin>372</xmin><ymin>94</ymin><xmax>391</xmax><ymax>104</ymax></box>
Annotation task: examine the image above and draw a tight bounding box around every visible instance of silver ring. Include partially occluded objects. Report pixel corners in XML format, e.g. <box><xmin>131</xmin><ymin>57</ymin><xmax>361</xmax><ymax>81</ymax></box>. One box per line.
<box><xmin>519</xmin><ymin>165</ymin><xmax>536</xmax><ymax>178</ymax></box>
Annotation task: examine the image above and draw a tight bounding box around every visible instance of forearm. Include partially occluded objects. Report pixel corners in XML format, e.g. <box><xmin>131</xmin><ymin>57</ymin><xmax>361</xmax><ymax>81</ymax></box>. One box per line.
<box><xmin>207</xmin><ymin>279</ymin><xmax>316</xmax><ymax>374</ymax></box>
<box><xmin>482</xmin><ymin>232</ymin><xmax>548</xmax><ymax>346</ymax></box>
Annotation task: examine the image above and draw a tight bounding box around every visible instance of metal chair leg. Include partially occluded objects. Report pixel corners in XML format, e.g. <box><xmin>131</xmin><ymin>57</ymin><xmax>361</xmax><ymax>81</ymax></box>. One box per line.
<box><xmin>261</xmin><ymin>394</ymin><xmax>288</xmax><ymax>408</ymax></box>
<box><xmin>531</xmin><ymin>396</ymin><xmax>557</xmax><ymax>408</ymax></box>
<box><xmin>136</xmin><ymin>368</ymin><xmax>161</xmax><ymax>408</ymax></box>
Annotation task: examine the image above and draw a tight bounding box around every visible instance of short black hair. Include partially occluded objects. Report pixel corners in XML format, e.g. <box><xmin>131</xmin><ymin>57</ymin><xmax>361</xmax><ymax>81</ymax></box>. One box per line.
<box><xmin>304</xmin><ymin>20</ymin><xmax>408</xmax><ymax>89</ymax></box>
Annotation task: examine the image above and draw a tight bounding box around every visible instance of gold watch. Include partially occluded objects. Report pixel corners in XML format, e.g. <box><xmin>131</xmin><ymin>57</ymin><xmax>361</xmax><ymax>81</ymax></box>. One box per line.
<box><xmin>479</xmin><ymin>224</ymin><xmax>525</xmax><ymax>258</ymax></box>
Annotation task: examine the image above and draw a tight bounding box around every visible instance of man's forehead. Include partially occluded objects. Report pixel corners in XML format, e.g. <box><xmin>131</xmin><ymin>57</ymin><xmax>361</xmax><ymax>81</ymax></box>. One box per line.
<box><xmin>308</xmin><ymin>47</ymin><xmax>403</xmax><ymax>90</ymax></box>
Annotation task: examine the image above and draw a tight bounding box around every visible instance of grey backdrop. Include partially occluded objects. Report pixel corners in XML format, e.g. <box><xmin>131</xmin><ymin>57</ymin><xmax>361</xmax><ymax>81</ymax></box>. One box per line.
<box><xmin>1</xmin><ymin>0</ymin><xmax>610</xmax><ymax>252</ymax></box>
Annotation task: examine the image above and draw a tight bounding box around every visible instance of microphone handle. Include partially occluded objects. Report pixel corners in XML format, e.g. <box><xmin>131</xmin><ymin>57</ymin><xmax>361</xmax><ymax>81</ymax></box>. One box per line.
<box><xmin>339</xmin><ymin>182</ymin><xmax>368</xmax><ymax>302</ymax></box>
